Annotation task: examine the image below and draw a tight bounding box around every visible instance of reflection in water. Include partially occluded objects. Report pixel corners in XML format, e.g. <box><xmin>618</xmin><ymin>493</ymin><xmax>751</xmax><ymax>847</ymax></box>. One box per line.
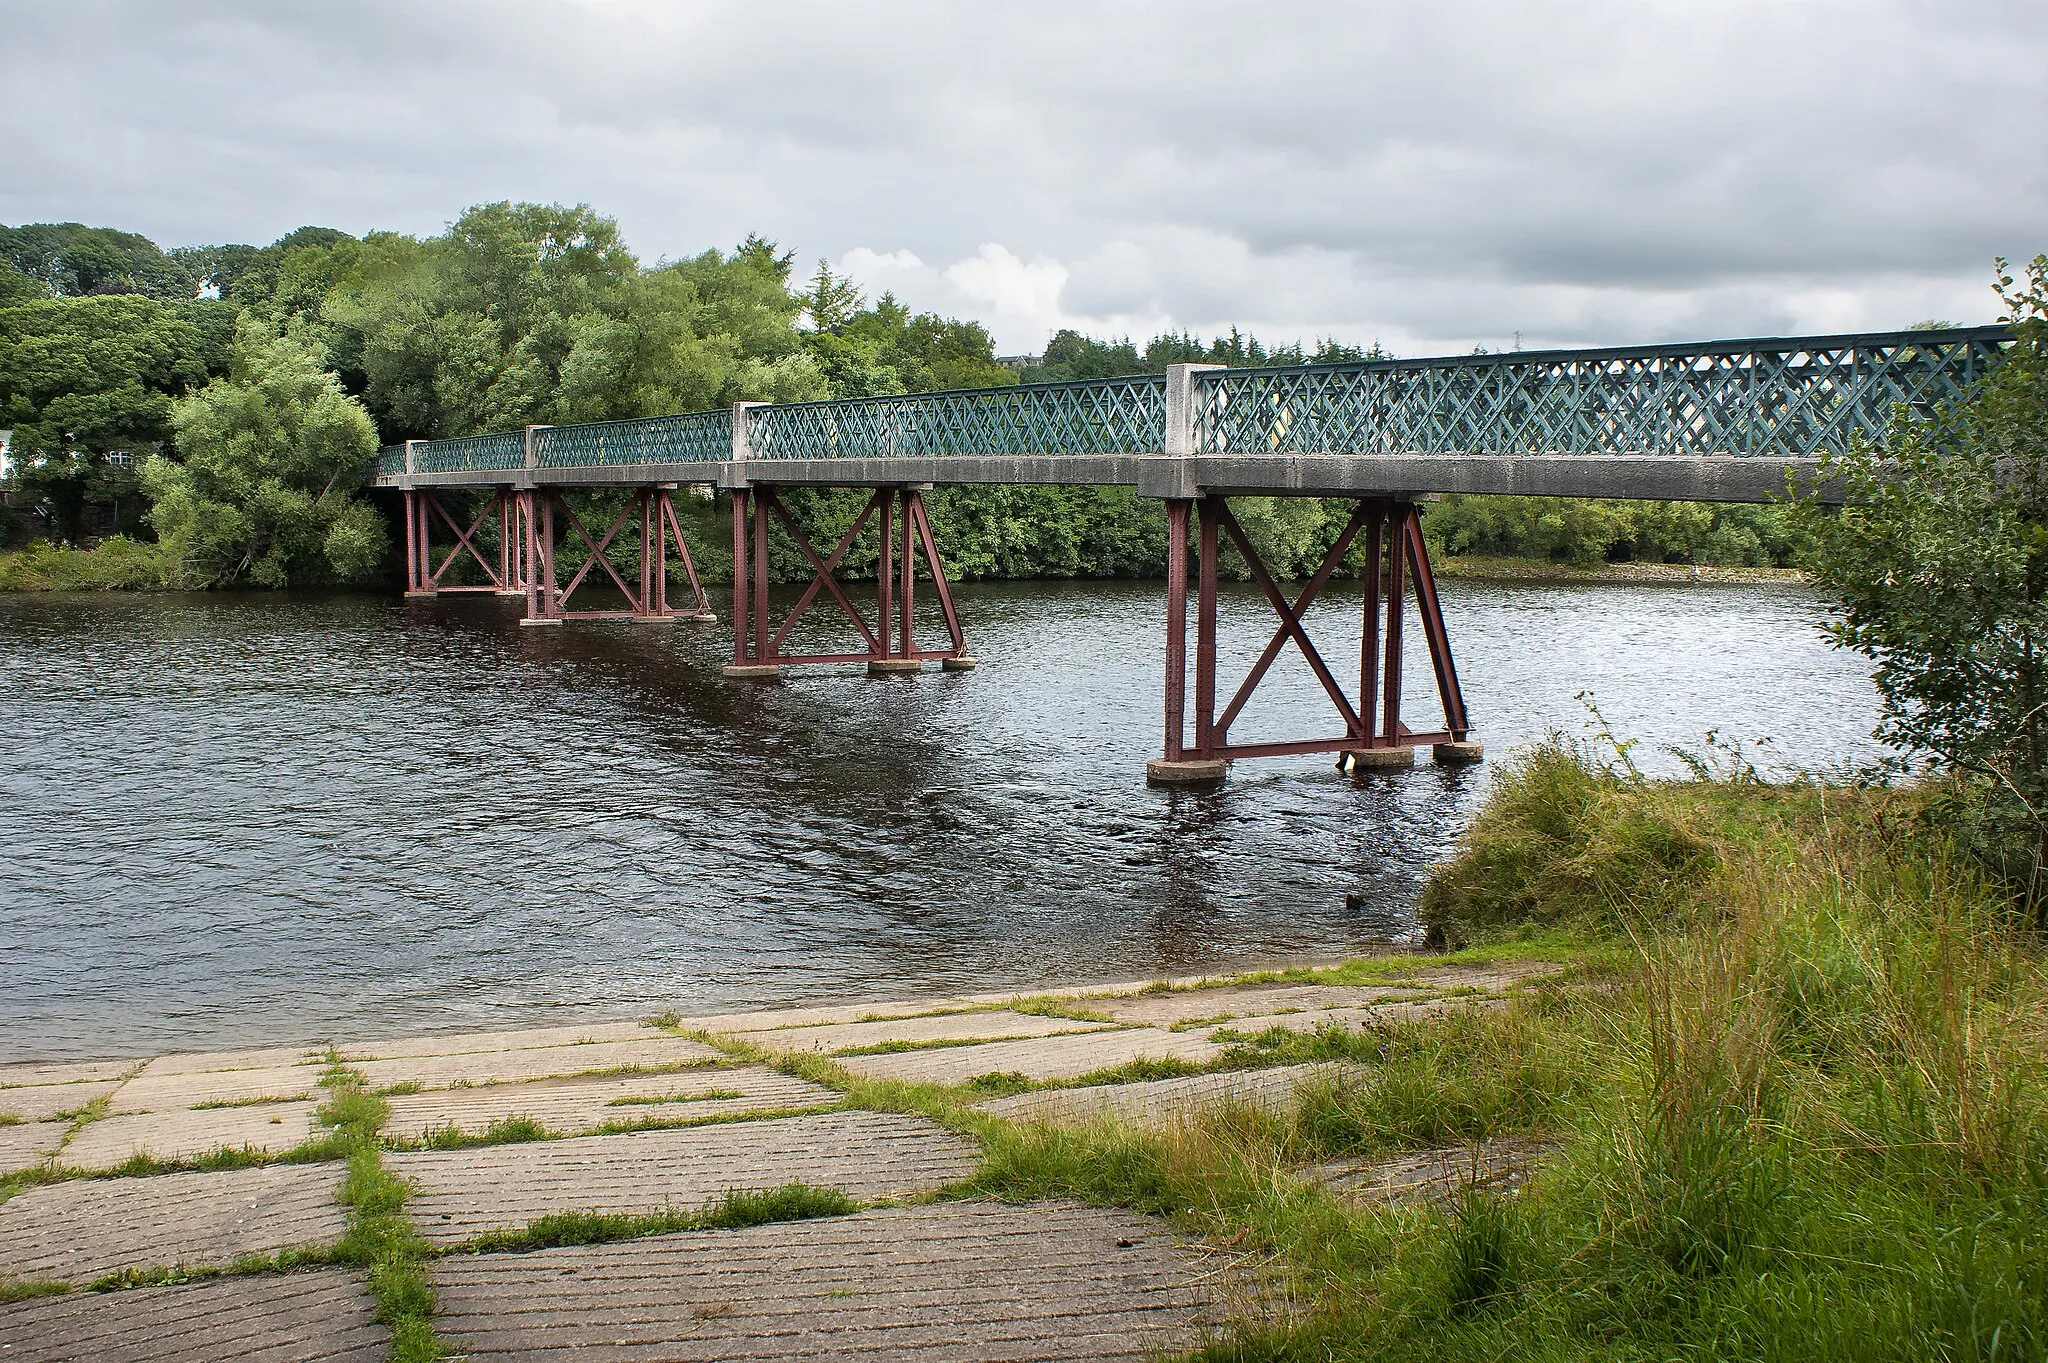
<box><xmin>0</xmin><ymin>579</ymin><xmax>1878</xmax><ymax>1059</ymax></box>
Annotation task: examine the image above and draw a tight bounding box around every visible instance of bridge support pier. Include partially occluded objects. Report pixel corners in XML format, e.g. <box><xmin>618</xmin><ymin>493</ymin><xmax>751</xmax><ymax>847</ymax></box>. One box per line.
<box><xmin>403</xmin><ymin>489</ymin><xmax>521</xmax><ymax>599</ymax></box>
<box><xmin>515</xmin><ymin>486</ymin><xmax>715</xmax><ymax>626</ymax></box>
<box><xmin>1150</xmin><ymin>495</ymin><xmax>1471</xmax><ymax>787</ymax></box>
<box><xmin>723</xmin><ymin>485</ymin><xmax>971</xmax><ymax>679</ymax></box>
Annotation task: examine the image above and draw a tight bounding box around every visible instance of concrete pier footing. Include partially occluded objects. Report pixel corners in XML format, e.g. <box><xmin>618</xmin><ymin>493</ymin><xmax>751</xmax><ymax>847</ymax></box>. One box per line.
<box><xmin>1433</xmin><ymin>740</ymin><xmax>1485</xmax><ymax>764</ymax></box>
<box><xmin>402</xmin><ymin>590</ymin><xmax>437</xmax><ymax>600</ymax></box>
<box><xmin>630</xmin><ymin>615</ymin><xmax>678</xmax><ymax>625</ymax></box>
<box><xmin>1338</xmin><ymin>747</ymin><xmax>1415</xmax><ymax>774</ymax></box>
<box><xmin>1145</xmin><ymin>758</ymin><xmax>1230</xmax><ymax>786</ymax></box>
<box><xmin>517</xmin><ymin>617</ymin><xmax>563</xmax><ymax>628</ymax></box>
<box><xmin>867</xmin><ymin>659</ymin><xmax>924</xmax><ymax>675</ymax></box>
<box><xmin>722</xmin><ymin>663</ymin><xmax>782</xmax><ymax>679</ymax></box>
<box><xmin>940</xmin><ymin>656</ymin><xmax>978</xmax><ymax>672</ymax></box>
<box><xmin>688</xmin><ymin>612</ymin><xmax>718</xmax><ymax>624</ymax></box>
<box><xmin>493</xmin><ymin>590</ymin><xmax>524</xmax><ymax>598</ymax></box>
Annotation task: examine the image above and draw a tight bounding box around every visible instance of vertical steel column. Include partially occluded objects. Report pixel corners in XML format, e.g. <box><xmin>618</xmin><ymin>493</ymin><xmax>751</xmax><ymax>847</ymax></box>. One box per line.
<box><xmin>522</xmin><ymin>492</ymin><xmax>541</xmax><ymax>618</ymax></box>
<box><xmin>653</xmin><ymin>490</ymin><xmax>670</xmax><ymax>617</ymax></box>
<box><xmin>875</xmin><ymin>490</ymin><xmax>895</xmax><ymax>660</ymax></box>
<box><xmin>497</xmin><ymin>492</ymin><xmax>511</xmax><ymax>591</ymax></box>
<box><xmin>750</xmin><ymin>489</ymin><xmax>771</xmax><ymax>661</ymax></box>
<box><xmin>402</xmin><ymin>489</ymin><xmax>419</xmax><ymax>591</ymax></box>
<box><xmin>637</xmin><ymin>490</ymin><xmax>653</xmax><ymax>616</ymax></box>
<box><xmin>1402</xmin><ymin>505</ymin><xmax>1470</xmax><ymax>739</ymax></box>
<box><xmin>730</xmin><ymin>489</ymin><xmax>750</xmax><ymax>664</ymax></box>
<box><xmin>540</xmin><ymin>492</ymin><xmax>558</xmax><ymax>618</ymax></box>
<box><xmin>1163</xmin><ymin>499</ymin><xmax>1190</xmax><ymax>761</ymax></box>
<box><xmin>1360</xmin><ymin>502</ymin><xmax>1384</xmax><ymax>744</ymax></box>
<box><xmin>1381</xmin><ymin>502</ymin><xmax>1406</xmax><ymax>742</ymax></box>
<box><xmin>1193</xmin><ymin>497</ymin><xmax>1221</xmax><ymax>756</ymax></box>
<box><xmin>898</xmin><ymin>490</ymin><xmax>916</xmax><ymax>659</ymax></box>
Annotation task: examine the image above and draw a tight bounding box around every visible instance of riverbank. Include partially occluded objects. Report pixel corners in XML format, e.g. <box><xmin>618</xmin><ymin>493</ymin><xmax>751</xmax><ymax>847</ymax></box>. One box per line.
<box><xmin>1435</xmin><ymin>553</ymin><xmax>1806</xmax><ymax>585</ymax></box>
<box><xmin>4</xmin><ymin>751</ymin><xmax>2038</xmax><ymax>1357</ymax></box>
<box><xmin>0</xmin><ymin>536</ymin><xmax>1806</xmax><ymax>594</ymax></box>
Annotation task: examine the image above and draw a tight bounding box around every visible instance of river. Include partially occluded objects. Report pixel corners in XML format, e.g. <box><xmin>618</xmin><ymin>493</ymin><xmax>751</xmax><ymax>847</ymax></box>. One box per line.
<box><xmin>0</xmin><ymin>579</ymin><xmax>1879</xmax><ymax>1060</ymax></box>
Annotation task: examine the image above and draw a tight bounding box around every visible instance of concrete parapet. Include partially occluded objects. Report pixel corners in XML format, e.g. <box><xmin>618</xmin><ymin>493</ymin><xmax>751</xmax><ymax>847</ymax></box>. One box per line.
<box><xmin>1433</xmin><ymin>740</ymin><xmax>1485</xmax><ymax>765</ymax></box>
<box><xmin>1338</xmin><ymin>747</ymin><xmax>1416</xmax><ymax>774</ymax></box>
<box><xmin>1145</xmin><ymin>757</ymin><xmax>1230</xmax><ymax>786</ymax></box>
<box><xmin>722</xmin><ymin>663</ymin><xmax>782</xmax><ymax>679</ymax></box>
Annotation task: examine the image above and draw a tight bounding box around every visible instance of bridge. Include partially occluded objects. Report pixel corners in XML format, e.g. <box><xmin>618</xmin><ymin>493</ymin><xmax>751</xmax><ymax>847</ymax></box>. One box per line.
<box><xmin>371</xmin><ymin>325</ymin><xmax>2007</xmax><ymax>784</ymax></box>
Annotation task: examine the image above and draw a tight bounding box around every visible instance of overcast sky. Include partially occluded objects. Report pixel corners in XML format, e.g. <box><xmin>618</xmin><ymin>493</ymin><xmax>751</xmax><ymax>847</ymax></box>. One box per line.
<box><xmin>5</xmin><ymin>1</ymin><xmax>2044</xmax><ymax>354</ymax></box>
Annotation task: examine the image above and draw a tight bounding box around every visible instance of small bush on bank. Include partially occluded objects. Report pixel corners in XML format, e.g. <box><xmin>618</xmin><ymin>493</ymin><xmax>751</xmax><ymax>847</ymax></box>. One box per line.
<box><xmin>0</xmin><ymin>536</ymin><xmax>168</xmax><ymax>590</ymax></box>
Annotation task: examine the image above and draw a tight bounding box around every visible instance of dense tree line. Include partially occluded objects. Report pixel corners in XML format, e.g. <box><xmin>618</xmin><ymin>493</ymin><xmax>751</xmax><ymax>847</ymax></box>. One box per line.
<box><xmin>2</xmin><ymin>206</ymin><xmax>1809</xmax><ymax>588</ymax></box>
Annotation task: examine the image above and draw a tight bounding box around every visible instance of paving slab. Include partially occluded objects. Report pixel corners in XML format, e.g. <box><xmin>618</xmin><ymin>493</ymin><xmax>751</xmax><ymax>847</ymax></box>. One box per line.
<box><xmin>352</xmin><ymin>1035</ymin><xmax>720</xmax><ymax>1093</ymax></box>
<box><xmin>340</xmin><ymin>1019</ymin><xmax>660</xmax><ymax>1060</ymax></box>
<box><xmin>0</xmin><ymin>1162</ymin><xmax>346</xmax><ymax>1284</ymax></box>
<box><xmin>0</xmin><ymin>1080</ymin><xmax>120</xmax><ymax>1124</ymax></box>
<box><xmin>834</xmin><ymin>1027</ymin><xmax>1224</xmax><ymax>1085</ymax></box>
<box><xmin>112</xmin><ymin>1063</ymin><xmax>324</xmax><ymax>1114</ymax></box>
<box><xmin>431</xmin><ymin>1200</ymin><xmax>1227</xmax><ymax>1361</ymax></box>
<box><xmin>0</xmin><ymin>1059</ymin><xmax>135</xmax><ymax>1088</ymax></box>
<box><xmin>1305</xmin><ymin>1137</ymin><xmax>1554</xmax><ymax>1206</ymax></box>
<box><xmin>60</xmin><ymin>1101</ymin><xmax>320</xmax><ymax>1170</ymax></box>
<box><xmin>382</xmin><ymin>1066</ymin><xmax>840</xmax><ymax>1142</ymax></box>
<box><xmin>1102</xmin><ymin>983</ymin><xmax>1432</xmax><ymax>1028</ymax></box>
<box><xmin>0</xmin><ymin>1268</ymin><xmax>385</xmax><ymax>1362</ymax></box>
<box><xmin>672</xmin><ymin>1000</ymin><xmax>960</xmax><ymax>1033</ymax></box>
<box><xmin>739</xmin><ymin>1010</ymin><xmax>1116</xmax><ymax>1055</ymax></box>
<box><xmin>978</xmin><ymin>1065</ymin><xmax>1335</xmax><ymax>1126</ymax></box>
<box><xmin>389</xmin><ymin>1110</ymin><xmax>978</xmax><ymax>1245</ymax></box>
<box><xmin>143</xmin><ymin>1045</ymin><xmax>328</xmax><ymax>1076</ymax></box>
<box><xmin>0</xmin><ymin>1121</ymin><xmax>66</xmax><ymax>1175</ymax></box>
<box><xmin>1206</xmin><ymin>997</ymin><xmax>1490</xmax><ymax>1040</ymax></box>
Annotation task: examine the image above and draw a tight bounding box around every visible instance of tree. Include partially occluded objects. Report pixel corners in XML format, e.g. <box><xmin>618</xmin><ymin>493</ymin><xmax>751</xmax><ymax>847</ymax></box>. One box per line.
<box><xmin>145</xmin><ymin>321</ymin><xmax>386</xmax><ymax>587</ymax></box>
<box><xmin>0</xmin><ymin>292</ymin><xmax>232</xmax><ymax>537</ymax></box>
<box><xmin>801</xmin><ymin>260</ymin><xmax>863</xmax><ymax>333</ymax></box>
<box><xmin>1802</xmin><ymin>256</ymin><xmax>2048</xmax><ymax>911</ymax></box>
<box><xmin>0</xmin><ymin>223</ymin><xmax>198</xmax><ymax>299</ymax></box>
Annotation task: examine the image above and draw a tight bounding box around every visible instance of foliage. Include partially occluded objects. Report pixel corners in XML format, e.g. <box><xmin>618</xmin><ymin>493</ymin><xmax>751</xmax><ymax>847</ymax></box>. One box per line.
<box><xmin>145</xmin><ymin>321</ymin><xmax>386</xmax><ymax>587</ymax></box>
<box><xmin>0</xmin><ymin>291</ymin><xmax>236</xmax><ymax>537</ymax></box>
<box><xmin>0</xmin><ymin>537</ymin><xmax>168</xmax><ymax>591</ymax></box>
<box><xmin>980</xmin><ymin>762</ymin><xmax>2048</xmax><ymax>1361</ymax></box>
<box><xmin>1426</xmin><ymin>494</ymin><xmax>1812</xmax><ymax>569</ymax></box>
<box><xmin>1019</xmin><ymin>327</ymin><xmax>1388</xmax><ymax>383</ymax></box>
<box><xmin>0</xmin><ymin>222</ymin><xmax>200</xmax><ymax>300</ymax></box>
<box><xmin>1802</xmin><ymin>256</ymin><xmax>2048</xmax><ymax>912</ymax></box>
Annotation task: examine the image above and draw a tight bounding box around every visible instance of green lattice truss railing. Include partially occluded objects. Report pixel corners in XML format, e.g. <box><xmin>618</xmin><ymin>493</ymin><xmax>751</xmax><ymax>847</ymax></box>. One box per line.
<box><xmin>378</xmin><ymin>325</ymin><xmax>2007</xmax><ymax>475</ymax></box>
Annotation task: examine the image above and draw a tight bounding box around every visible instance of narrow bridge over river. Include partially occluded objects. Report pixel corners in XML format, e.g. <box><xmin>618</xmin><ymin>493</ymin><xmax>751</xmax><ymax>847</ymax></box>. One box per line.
<box><xmin>373</xmin><ymin>326</ymin><xmax>2006</xmax><ymax>783</ymax></box>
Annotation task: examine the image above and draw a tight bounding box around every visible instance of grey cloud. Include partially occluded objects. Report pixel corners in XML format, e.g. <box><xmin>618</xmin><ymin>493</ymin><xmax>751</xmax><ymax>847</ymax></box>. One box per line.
<box><xmin>1</xmin><ymin>0</ymin><xmax>2040</xmax><ymax>351</ymax></box>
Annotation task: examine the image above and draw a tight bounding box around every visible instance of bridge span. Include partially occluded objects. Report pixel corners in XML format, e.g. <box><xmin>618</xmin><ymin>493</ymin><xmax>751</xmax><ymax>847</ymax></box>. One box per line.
<box><xmin>371</xmin><ymin>326</ymin><xmax>2006</xmax><ymax>783</ymax></box>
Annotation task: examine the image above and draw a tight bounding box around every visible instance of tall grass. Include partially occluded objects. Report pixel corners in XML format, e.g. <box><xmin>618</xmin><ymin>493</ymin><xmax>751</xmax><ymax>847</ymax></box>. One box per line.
<box><xmin>991</xmin><ymin>742</ymin><xmax>2047</xmax><ymax>1360</ymax></box>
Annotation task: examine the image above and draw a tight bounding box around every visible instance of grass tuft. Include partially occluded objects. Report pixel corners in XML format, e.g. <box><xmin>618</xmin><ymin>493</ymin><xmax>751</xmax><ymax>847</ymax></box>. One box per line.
<box><xmin>455</xmin><ymin>1183</ymin><xmax>857</xmax><ymax>1255</ymax></box>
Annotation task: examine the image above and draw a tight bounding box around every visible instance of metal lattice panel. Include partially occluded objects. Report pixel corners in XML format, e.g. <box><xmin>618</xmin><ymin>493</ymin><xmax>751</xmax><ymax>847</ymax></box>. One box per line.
<box><xmin>535</xmin><ymin>411</ymin><xmax>733</xmax><ymax>467</ymax></box>
<box><xmin>381</xmin><ymin>327</ymin><xmax>2009</xmax><ymax>479</ymax></box>
<box><xmin>747</xmin><ymin>376</ymin><xmax>1168</xmax><ymax>459</ymax></box>
<box><xmin>412</xmin><ymin>433</ymin><xmax>527</xmax><ymax>474</ymax></box>
<box><xmin>376</xmin><ymin>446</ymin><xmax>407</xmax><ymax>476</ymax></box>
<box><xmin>1192</xmin><ymin>327</ymin><xmax>2008</xmax><ymax>457</ymax></box>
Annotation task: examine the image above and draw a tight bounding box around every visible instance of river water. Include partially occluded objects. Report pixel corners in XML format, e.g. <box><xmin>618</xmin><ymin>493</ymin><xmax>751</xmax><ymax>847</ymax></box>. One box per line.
<box><xmin>1</xmin><ymin>579</ymin><xmax>1879</xmax><ymax>1060</ymax></box>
